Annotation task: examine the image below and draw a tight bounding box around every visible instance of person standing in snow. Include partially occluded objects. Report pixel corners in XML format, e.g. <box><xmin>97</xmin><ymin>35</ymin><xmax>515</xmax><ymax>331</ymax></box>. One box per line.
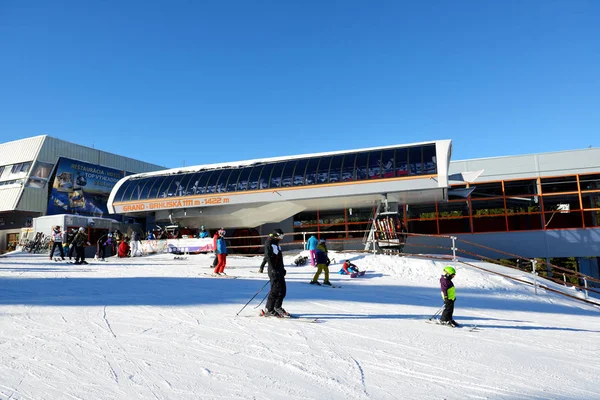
<box><xmin>264</xmin><ymin>229</ymin><xmax>289</xmax><ymax>317</ymax></box>
<box><xmin>95</xmin><ymin>232</ymin><xmax>112</xmax><ymax>261</ymax></box>
<box><xmin>310</xmin><ymin>238</ymin><xmax>331</xmax><ymax>286</ymax></box>
<box><xmin>73</xmin><ymin>227</ymin><xmax>90</xmax><ymax>265</ymax></box>
<box><xmin>130</xmin><ymin>231</ymin><xmax>141</xmax><ymax>257</ymax></box>
<box><xmin>210</xmin><ymin>229</ymin><xmax>222</xmax><ymax>269</ymax></box>
<box><xmin>65</xmin><ymin>228</ymin><xmax>77</xmax><ymax>260</ymax></box>
<box><xmin>306</xmin><ymin>235</ymin><xmax>319</xmax><ymax>266</ymax></box>
<box><xmin>440</xmin><ymin>266</ymin><xmax>459</xmax><ymax>327</ymax></box>
<box><xmin>49</xmin><ymin>226</ymin><xmax>65</xmax><ymax>260</ymax></box>
<box><xmin>213</xmin><ymin>229</ymin><xmax>228</xmax><ymax>275</ymax></box>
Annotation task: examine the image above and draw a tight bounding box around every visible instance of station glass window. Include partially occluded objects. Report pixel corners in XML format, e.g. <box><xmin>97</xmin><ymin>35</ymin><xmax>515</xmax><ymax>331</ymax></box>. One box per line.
<box><xmin>329</xmin><ymin>155</ymin><xmax>344</xmax><ymax>183</ymax></box>
<box><xmin>226</xmin><ymin>169</ymin><xmax>242</xmax><ymax>192</ymax></box>
<box><xmin>367</xmin><ymin>150</ymin><xmax>382</xmax><ymax>179</ymax></box>
<box><xmin>423</xmin><ymin>144</ymin><xmax>437</xmax><ymax>174</ymax></box>
<box><xmin>470</xmin><ymin>182</ymin><xmax>503</xmax><ymax>198</ymax></box>
<box><xmin>217</xmin><ymin>169</ymin><xmax>233</xmax><ymax>193</ymax></box>
<box><xmin>117</xmin><ymin>179</ymin><xmax>137</xmax><ymax>201</ymax></box>
<box><xmin>504</xmin><ymin>179</ymin><xmax>538</xmax><ymax>196</ymax></box>
<box><xmin>381</xmin><ymin>149</ymin><xmax>394</xmax><ymax>178</ymax></box>
<box><xmin>304</xmin><ymin>158</ymin><xmax>320</xmax><ymax>185</ymax></box>
<box><xmin>195</xmin><ymin>171</ymin><xmax>212</xmax><ymax>194</ymax></box>
<box><xmin>163</xmin><ymin>175</ymin><xmax>188</xmax><ymax>197</ymax></box>
<box><xmin>205</xmin><ymin>170</ymin><xmax>225</xmax><ymax>194</ymax></box>
<box><xmin>175</xmin><ymin>173</ymin><xmax>195</xmax><ymax>196</ymax></box>
<box><xmin>268</xmin><ymin>162</ymin><xmax>285</xmax><ymax>188</ymax></box>
<box><xmin>236</xmin><ymin>167</ymin><xmax>253</xmax><ymax>191</ymax></box>
<box><xmin>408</xmin><ymin>147</ymin><xmax>423</xmax><ymax>175</ymax></box>
<box><xmin>292</xmin><ymin>159</ymin><xmax>307</xmax><ymax>186</ymax></box>
<box><xmin>341</xmin><ymin>153</ymin><xmax>356</xmax><ymax>182</ymax></box>
<box><xmin>316</xmin><ymin>156</ymin><xmax>332</xmax><ymax>185</ymax></box>
<box><xmin>355</xmin><ymin>152</ymin><xmax>368</xmax><ymax>181</ymax></box>
<box><xmin>579</xmin><ymin>174</ymin><xmax>600</xmax><ymax>191</ymax></box>
<box><xmin>542</xmin><ymin>194</ymin><xmax>581</xmax><ymax>212</ymax></box>
<box><xmin>438</xmin><ymin>200</ymin><xmax>470</xmax><ymax>218</ymax></box>
<box><xmin>186</xmin><ymin>172</ymin><xmax>206</xmax><ymax>195</ymax></box>
<box><xmin>541</xmin><ymin>176</ymin><xmax>579</xmax><ymax>194</ymax></box>
<box><xmin>259</xmin><ymin>164</ymin><xmax>274</xmax><ymax>189</ymax></box>
<box><xmin>247</xmin><ymin>165</ymin><xmax>264</xmax><ymax>191</ymax></box>
<box><xmin>395</xmin><ymin>148</ymin><xmax>408</xmax><ymax>176</ymax></box>
<box><xmin>505</xmin><ymin>196</ymin><xmax>540</xmax><ymax>213</ymax></box>
<box><xmin>407</xmin><ymin>203</ymin><xmax>436</xmax><ymax>219</ymax></box>
<box><xmin>581</xmin><ymin>192</ymin><xmax>600</xmax><ymax>209</ymax></box>
<box><xmin>280</xmin><ymin>161</ymin><xmax>297</xmax><ymax>187</ymax></box>
<box><xmin>471</xmin><ymin>199</ymin><xmax>506</xmax><ymax>216</ymax></box>
<box><xmin>158</xmin><ymin>176</ymin><xmax>179</xmax><ymax>198</ymax></box>
<box><xmin>148</xmin><ymin>177</ymin><xmax>168</xmax><ymax>198</ymax></box>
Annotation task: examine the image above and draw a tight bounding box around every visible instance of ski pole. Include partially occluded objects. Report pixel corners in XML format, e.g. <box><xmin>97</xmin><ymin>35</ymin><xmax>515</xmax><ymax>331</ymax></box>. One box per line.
<box><xmin>429</xmin><ymin>306</ymin><xmax>444</xmax><ymax>321</ymax></box>
<box><xmin>236</xmin><ymin>280</ymin><xmax>270</xmax><ymax>316</ymax></box>
<box><xmin>253</xmin><ymin>291</ymin><xmax>269</xmax><ymax>309</ymax></box>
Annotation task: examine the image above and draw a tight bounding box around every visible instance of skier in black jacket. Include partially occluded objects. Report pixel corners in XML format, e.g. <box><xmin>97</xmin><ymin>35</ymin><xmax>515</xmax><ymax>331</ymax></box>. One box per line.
<box><xmin>264</xmin><ymin>229</ymin><xmax>289</xmax><ymax>317</ymax></box>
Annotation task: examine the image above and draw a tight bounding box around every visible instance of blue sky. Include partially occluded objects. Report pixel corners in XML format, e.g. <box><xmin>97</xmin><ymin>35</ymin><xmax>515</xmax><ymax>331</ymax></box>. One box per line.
<box><xmin>1</xmin><ymin>1</ymin><xmax>598</xmax><ymax>168</ymax></box>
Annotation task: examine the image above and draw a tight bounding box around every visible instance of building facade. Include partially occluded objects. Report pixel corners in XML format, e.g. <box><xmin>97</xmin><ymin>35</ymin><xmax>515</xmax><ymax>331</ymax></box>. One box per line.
<box><xmin>0</xmin><ymin>135</ymin><xmax>164</xmax><ymax>251</ymax></box>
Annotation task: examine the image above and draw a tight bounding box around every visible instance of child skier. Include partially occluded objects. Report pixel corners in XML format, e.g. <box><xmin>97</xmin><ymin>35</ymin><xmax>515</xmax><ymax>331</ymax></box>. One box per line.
<box><xmin>339</xmin><ymin>259</ymin><xmax>361</xmax><ymax>275</ymax></box>
<box><xmin>440</xmin><ymin>266</ymin><xmax>459</xmax><ymax>327</ymax></box>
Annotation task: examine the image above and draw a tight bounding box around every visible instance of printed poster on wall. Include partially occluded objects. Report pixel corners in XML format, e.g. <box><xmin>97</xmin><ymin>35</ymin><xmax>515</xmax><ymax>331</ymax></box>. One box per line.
<box><xmin>47</xmin><ymin>157</ymin><xmax>126</xmax><ymax>218</ymax></box>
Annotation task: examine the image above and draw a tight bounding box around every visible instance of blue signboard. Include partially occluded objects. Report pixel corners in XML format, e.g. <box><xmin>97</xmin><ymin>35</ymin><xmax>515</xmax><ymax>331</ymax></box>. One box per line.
<box><xmin>47</xmin><ymin>157</ymin><xmax>126</xmax><ymax>218</ymax></box>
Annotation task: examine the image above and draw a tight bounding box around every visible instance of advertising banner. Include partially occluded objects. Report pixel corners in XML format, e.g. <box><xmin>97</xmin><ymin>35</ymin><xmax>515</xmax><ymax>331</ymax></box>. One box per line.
<box><xmin>47</xmin><ymin>157</ymin><xmax>126</xmax><ymax>218</ymax></box>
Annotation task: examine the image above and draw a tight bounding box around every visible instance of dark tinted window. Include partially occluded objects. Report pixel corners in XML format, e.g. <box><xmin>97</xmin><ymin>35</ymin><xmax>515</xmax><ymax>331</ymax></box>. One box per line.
<box><xmin>247</xmin><ymin>165</ymin><xmax>263</xmax><ymax>191</ymax></box>
<box><xmin>471</xmin><ymin>182</ymin><xmax>504</xmax><ymax>198</ymax></box>
<box><xmin>118</xmin><ymin>179</ymin><xmax>137</xmax><ymax>201</ymax></box>
<box><xmin>280</xmin><ymin>161</ymin><xmax>297</xmax><ymax>187</ymax></box>
<box><xmin>292</xmin><ymin>159</ymin><xmax>307</xmax><ymax>186</ymax></box>
<box><xmin>395</xmin><ymin>148</ymin><xmax>408</xmax><ymax>176</ymax></box>
<box><xmin>269</xmin><ymin>162</ymin><xmax>285</xmax><ymax>188</ymax></box>
<box><xmin>195</xmin><ymin>171</ymin><xmax>212</xmax><ymax>194</ymax></box>
<box><xmin>205</xmin><ymin>170</ymin><xmax>225</xmax><ymax>194</ymax></box>
<box><xmin>381</xmin><ymin>150</ymin><xmax>394</xmax><ymax>178</ymax></box>
<box><xmin>316</xmin><ymin>156</ymin><xmax>332</xmax><ymax>184</ymax></box>
<box><xmin>580</xmin><ymin>174</ymin><xmax>600</xmax><ymax>191</ymax></box>
<box><xmin>259</xmin><ymin>164</ymin><xmax>274</xmax><ymax>189</ymax></box>
<box><xmin>409</xmin><ymin>147</ymin><xmax>423</xmax><ymax>175</ymax></box>
<box><xmin>423</xmin><ymin>145</ymin><xmax>437</xmax><ymax>174</ymax></box>
<box><xmin>237</xmin><ymin>167</ymin><xmax>252</xmax><ymax>191</ymax></box>
<box><xmin>305</xmin><ymin>158</ymin><xmax>320</xmax><ymax>185</ymax></box>
<box><xmin>541</xmin><ymin>176</ymin><xmax>579</xmax><ymax>194</ymax></box>
<box><xmin>226</xmin><ymin>169</ymin><xmax>242</xmax><ymax>192</ymax></box>
<box><xmin>355</xmin><ymin>152</ymin><xmax>368</xmax><ymax>181</ymax></box>
<box><xmin>163</xmin><ymin>175</ymin><xmax>188</xmax><ymax>197</ymax></box>
<box><xmin>341</xmin><ymin>153</ymin><xmax>356</xmax><ymax>181</ymax></box>
<box><xmin>158</xmin><ymin>176</ymin><xmax>179</xmax><ymax>198</ymax></box>
<box><xmin>329</xmin><ymin>155</ymin><xmax>344</xmax><ymax>183</ymax></box>
<box><xmin>367</xmin><ymin>150</ymin><xmax>382</xmax><ymax>179</ymax></box>
<box><xmin>504</xmin><ymin>179</ymin><xmax>537</xmax><ymax>196</ymax></box>
<box><xmin>186</xmin><ymin>172</ymin><xmax>206</xmax><ymax>195</ymax></box>
<box><xmin>138</xmin><ymin>178</ymin><xmax>157</xmax><ymax>199</ymax></box>
<box><xmin>217</xmin><ymin>169</ymin><xmax>232</xmax><ymax>193</ymax></box>
<box><xmin>148</xmin><ymin>177</ymin><xmax>168</xmax><ymax>198</ymax></box>
<box><xmin>176</xmin><ymin>173</ymin><xmax>195</xmax><ymax>196</ymax></box>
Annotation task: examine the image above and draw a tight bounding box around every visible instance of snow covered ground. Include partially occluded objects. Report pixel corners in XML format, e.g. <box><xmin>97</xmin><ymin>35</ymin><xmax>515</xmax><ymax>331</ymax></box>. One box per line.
<box><xmin>1</xmin><ymin>250</ymin><xmax>599</xmax><ymax>400</ymax></box>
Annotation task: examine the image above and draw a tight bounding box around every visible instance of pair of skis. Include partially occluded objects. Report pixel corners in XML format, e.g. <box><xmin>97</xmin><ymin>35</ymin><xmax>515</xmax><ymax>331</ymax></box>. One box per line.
<box><xmin>255</xmin><ymin>310</ymin><xmax>320</xmax><ymax>323</ymax></box>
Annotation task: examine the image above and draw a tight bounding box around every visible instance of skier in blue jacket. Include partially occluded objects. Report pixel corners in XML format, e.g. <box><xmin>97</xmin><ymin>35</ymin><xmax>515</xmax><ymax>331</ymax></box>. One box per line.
<box><xmin>306</xmin><ymin>235</ymin><xmax>319</xmax><ymax>266</ymax></box>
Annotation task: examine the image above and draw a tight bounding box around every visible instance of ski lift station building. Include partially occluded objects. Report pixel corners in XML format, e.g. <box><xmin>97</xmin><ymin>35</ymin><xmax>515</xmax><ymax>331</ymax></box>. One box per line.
<box><xmin>2</xmin><ymin>134</ymin><xmax>600</xmax><ymax>277</ymax></box>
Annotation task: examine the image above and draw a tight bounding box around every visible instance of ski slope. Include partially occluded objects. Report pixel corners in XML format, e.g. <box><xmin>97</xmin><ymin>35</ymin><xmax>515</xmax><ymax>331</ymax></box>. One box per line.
<box><xmin>0</xmin><ymin>250</ymin><xmax>599</xmax><ymax>400</ymax></box>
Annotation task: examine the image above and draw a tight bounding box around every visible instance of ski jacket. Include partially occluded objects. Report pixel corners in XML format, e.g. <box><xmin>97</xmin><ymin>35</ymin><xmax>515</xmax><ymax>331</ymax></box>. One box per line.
<box><xmin>216</xmin><ymin>237</ymin><xmax>227</xmax><ymax>254</ymax></box>
<box><xmin>66</xmin><ymin>231</ymin><xmax>76</xmax><ymax>245</ymax></box>
<box><xmin>198</xmin><ymin>230</ymin><xmax>209</xmax><ymax>238</ymax></box>
<box><xmin>97</xmin><ymin>234</ymin><xmax>108</xmax><ymax>246</ymax></box>
<box><xmin>315</xmin><ymin>243</ymin><xmax>329</xmax><ymax>265</ymax></box>
<box><xmin>440</xmin><ymin>275</ymin><xmax>456</xmax><ymax>300</ymax></box>
<box><xmin>265</xmin><ymin>237</ymin><xmax>285</xmax><ymax>274</ymax></box>
<box><xmin>342</xmin><ymin>261</ymin><xmax>357</xmax><ymax>274</ymax></box>
<box><xmin>73</xmin><ymin>231</ymin><xmax>87</xmax><ymax>247</ymax></box>
<box><xmin>51</xmin><ymin>230</ymin><xmax>63</xmax><ymax>243</ymax></box>
<box><xmin>307</xmin><ymin>236</ymin><xmax>319</xmax><ymax>250</ymax></box>
<box><xmin>118</xmin><ymin>241</ymin><xmax>130</xmax><ymax>257</ymax></box>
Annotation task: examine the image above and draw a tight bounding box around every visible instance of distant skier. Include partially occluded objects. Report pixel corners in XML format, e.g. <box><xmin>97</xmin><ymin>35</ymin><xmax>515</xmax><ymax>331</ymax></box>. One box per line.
<box><xmin>73</xmin><ymin>227</ymin><xmax>90</xmax><ymax>265</ymax></box>
<box><xmin>130</xmin><ymin>231</ymin><xmax>141</xmax><ymax>257</ymax></box>
<box><xmin>95</xmin><ymin>232</ymin><xmax>112</xmax><ymax>261</ymax></box>
<box><xmin>213</xmin><ymin>229</ymin><xmax>228</xmax><ymax>275</ymax></box>
<box><xmin>264</xmin><ymin>229</ymin><xmax>289</xmax><ymax>317</ymax></box>
<box><xmin>310</xmin><ymin>238</ymin><xmax>331</xmax><ymax>286</ymax></box>
<box><xmin>440</xmin><ymin>266</ymin><xmax>459</xmax><ymax>327</ymax></box>
<box><xmin>49</xmin><ymin>226</ymin><xmax>65</xmax><ymax>260</ymax></box>
<box><xmin>306</xmin><ymin>235</ymin><xmax>318</xmax><ymax>266</ymax></box>
<box><xmin>198</xmin><ymin>226</ymin><xmax>210</xmax><ymax>238</ymax></box>
<box><xmin>118</xmin><ymin>238</ymin><xmax>130</xmax><ymax>258</ymax></box>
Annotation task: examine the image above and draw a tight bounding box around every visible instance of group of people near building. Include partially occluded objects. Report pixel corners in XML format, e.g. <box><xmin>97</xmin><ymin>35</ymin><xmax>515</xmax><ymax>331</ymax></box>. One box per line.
<box><xmin>48</xmin><ymin>225</ymin><xmax>91</xmax><ymax>265</ymax></box>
